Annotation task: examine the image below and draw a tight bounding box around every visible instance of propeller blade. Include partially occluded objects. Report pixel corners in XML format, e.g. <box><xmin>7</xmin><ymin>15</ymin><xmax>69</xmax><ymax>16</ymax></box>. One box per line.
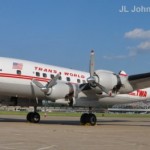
<box><xmin>46</xmin><ymin>74</ymin><xmax>60</xmax><ymax>88</ymax></box>
<box><xmin>89</xmin><ymin>50</ymin><xmax>95</xmax><ymax>77</ymax></box>
<box><xmin>96</xmin><ymin>83</ymin><xmax>110</xmax><ymax>95</ymax></box>
<box><xmin>87</xmin><ymin>76</ymin><xmax>96</xmax><ymax>85</ymax></box>
<box><xmin>32</xmin><ymin>79</ymin><xmax>44</xmax><ymax>88</ymax></box>
<box><xmin>78</xmin><ymin>83</ymin><xmax>88</xmax><ymax>93</ymax></box>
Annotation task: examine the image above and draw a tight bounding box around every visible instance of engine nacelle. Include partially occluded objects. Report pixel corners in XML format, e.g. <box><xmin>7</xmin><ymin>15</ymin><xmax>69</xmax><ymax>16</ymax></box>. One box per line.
<box><xmin>94</xmin><ymin>70</ymin><xmax>133</xmax><ymax>94</ymax></box>
<box><xmin>94</xmin><ymin>70</ymin><xmax>118</xmax><ymax>91</ymax></box>
<box><xmin>46</xmin><ymin>82</ymin><xmax>78</xmax><ymax>102</ymax></box>
<box><xmin>119</xmin><ymin>76</ymin><xmax>134</xmax><ymax>93</ymax></box>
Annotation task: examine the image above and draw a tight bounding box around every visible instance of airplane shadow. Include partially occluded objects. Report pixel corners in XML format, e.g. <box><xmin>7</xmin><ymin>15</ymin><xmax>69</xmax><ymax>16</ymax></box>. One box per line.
<box><xmin>1</xmin><ymin>116</ymin><xmax>150</xmax><ymax>127</ymax></box>
<box><xmin>0</xmin><ymin>117</ymin><xmax>80</xmax><ymax>126</ymax></box>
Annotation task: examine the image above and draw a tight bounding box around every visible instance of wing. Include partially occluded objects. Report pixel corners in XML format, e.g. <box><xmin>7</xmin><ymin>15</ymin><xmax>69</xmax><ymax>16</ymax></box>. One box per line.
<box><xmin>128</xmin><ymin>72</ymin><xmax>150</xmax><ymax>90</ymax></box>
<box><xmin>79</xmin><ymin>83</ymin><xmax>102</xmax><ymax>99</ymax></box>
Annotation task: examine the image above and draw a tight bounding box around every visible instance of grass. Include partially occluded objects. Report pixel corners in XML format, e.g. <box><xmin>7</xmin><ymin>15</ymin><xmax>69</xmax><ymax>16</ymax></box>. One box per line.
<box><xmin>0</xmin><ymin>111</ymin><xmax>150</xmax><ymax>118</ymax></box>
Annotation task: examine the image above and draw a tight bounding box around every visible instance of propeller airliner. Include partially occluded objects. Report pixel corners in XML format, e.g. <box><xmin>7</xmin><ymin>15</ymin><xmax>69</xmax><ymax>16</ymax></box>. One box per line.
<box><xmin>1</xmin><ymin>50</ymin><xmax>150</xmax><ymax>125</ymax></box>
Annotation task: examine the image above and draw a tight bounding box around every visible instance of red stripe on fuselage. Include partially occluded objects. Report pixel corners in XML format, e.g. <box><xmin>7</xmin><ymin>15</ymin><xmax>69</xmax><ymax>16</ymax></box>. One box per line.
<box><xmin>0</xmin><ymin>73</ymin><xmax>49</xmax><ymax>82</ymax></box>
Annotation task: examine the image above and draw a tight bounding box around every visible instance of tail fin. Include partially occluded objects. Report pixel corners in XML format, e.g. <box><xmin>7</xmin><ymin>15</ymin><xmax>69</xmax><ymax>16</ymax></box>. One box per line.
<box><xmin>119</xmin><ymin>70</ymin><xmax>128</xmax><ymax>77</ymax></box>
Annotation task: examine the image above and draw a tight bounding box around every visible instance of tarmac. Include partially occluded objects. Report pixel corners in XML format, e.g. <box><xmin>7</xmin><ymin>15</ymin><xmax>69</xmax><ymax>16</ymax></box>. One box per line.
<box><xmin>0</xmin><ymin>115</ymin><xmax>150</xmax><ymax>150</ymax></box>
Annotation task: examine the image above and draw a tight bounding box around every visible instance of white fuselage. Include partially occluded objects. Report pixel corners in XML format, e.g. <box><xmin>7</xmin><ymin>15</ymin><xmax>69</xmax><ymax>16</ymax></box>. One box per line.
<box><xmin>0</xmin><ymin>57</ymin><xmax>150</xmax><ymax>107</ymax></box>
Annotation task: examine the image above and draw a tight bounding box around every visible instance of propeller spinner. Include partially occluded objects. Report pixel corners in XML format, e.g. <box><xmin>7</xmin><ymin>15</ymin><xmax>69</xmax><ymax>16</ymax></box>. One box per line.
<box><xmin>32</xmin><ymin>74</ymin><xmax>60</xmax><ymax>95</ymax></box>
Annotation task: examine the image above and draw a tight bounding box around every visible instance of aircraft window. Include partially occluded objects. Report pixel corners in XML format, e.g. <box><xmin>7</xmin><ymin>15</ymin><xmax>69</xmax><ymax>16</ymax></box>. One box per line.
<box><xmin>59</xmin><ymin>76</ymin><xmax>62</xmax><ymax>80</ymax></box>
<box><xmin>50</xmin><ymin>74</ymin><xmax>54</xmax><ymax>79</ymax></box>
<box><xmin>36</xmin><ymin>72</ymin><xmax>40</xmax><ymax>77</ymax></box>
<box><xmin>66</xmin><ymin>77</ymin><xmax>70</xmax><ymax>82</ymax></box>
<box><xmin>77</xmin><ymin>79</ymin><xmax>80</xmax><ymax>83</ymax></box>
<box><xmin>43</xmin><ymin>73</ymin><xmax>47</xmax><ymax>78</ymax></box>
<box><xmin>82</xmin><ymin>80</ymin><xmax>86</xmax><ymax>83</ymax></box>
<box><xmin>17</xmin><ymin>70</ymin><xmax>21</xmax><ymax>75</ymax></box>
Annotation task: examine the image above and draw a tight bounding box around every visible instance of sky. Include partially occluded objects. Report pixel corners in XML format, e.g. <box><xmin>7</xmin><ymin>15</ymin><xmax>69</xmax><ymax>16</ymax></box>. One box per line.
<box><xmin>0</xmin><ymin>0</ymin><xmax>150</xmax><ymax>75</ymax></box>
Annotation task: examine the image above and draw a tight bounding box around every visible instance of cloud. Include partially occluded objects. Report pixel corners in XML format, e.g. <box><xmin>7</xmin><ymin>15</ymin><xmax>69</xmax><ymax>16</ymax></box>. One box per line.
<box><xmin>125</xmin><ymin>28</ymin><xmax>150</xmax><ymax>39</ymax></box>
<box><xmin>125</xmin><ymin>28</ymin><xmax>150</xmax><ymax>56</ymax></box>
<box><xmin>128</xmin><ymin>41</ymin><xmax>150</xmax><ymax>56</ymax></box>
<box><xmin>103</xmin><ymin>28</ymin><xmax>150</xmax><ymax>60</ymax></box>
<box><xmin>103</xmin><ymin>55</ymin><xmax>127</xmax><ymax>60</ymax></box>
<box><xmin>137</xmin><ymin>41</ymin><xmax>150</xmax><ymax>50</ymax></box>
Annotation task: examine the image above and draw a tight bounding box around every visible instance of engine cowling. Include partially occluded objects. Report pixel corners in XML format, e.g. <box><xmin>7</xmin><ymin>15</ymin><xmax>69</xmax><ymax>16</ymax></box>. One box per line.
<box><xmin>93</xmin><ymin>70</ymin><xmax>133</xmax><ymax>94</ymax></box>
<box><xmin>94</xmin><ymin>70</ymin><xmax>118</xmax><ymax>91</ymax></box>
<box><xmin>46</xmin><ymin>82</ymin><xmax>78</xmax><ymax>102</ymax></box>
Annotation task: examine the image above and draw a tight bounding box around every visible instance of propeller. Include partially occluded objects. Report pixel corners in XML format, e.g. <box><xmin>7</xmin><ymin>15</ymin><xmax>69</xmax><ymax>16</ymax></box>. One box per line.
<box><xmin>32</xmin><ymin>74</ymin><xmax>60</xmax><ymax>94</ymax></box>
<box><xmin>90</xmin><ymin>50</ymin><xmax>95</xmax><ymax>77</ymax></box>
<box><xmin>87</xmin><ymin>50</ymin><xmax>96</xmax><ymax>86</ymax></box>
<box><xmin>45</xmin><ymin>74</ymin><xmax>60</xmax><ymax>88</ymax></box>
<box><xmin>87</xmin><ymin>50</ymin><xmax>111</xmax><ymax>95</ymax></box>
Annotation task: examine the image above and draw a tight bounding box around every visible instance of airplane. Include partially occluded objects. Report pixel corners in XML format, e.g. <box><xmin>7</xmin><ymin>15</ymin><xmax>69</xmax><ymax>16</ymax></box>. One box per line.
<box><xmin>0</xmin><ymin>50</ymin><xmax>150</xmax><ymax>126</ymax></box>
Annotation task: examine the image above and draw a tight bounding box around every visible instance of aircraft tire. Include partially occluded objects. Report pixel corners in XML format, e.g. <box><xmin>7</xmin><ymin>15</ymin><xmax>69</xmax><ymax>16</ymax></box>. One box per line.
<box><xmin>27</xmin><ymin>112</ymin><xmax>40</xmax><ymax>123</ymax></box>
<box><xmin>88</xmin><ymin>113</ymin><xmax>97</xmax><ymax>126</ymax></box>
<box><xmin>31</xmin><ymin>112</ymin><xmax>40</xmax><ymax>123</ymax></box>
<box><xmin>27</xmin><ymin>112</ymin><xmax>34</xmax><ymax>122</ymax></box>
<box><xmin>80</xmin><ymin>113</ymin><xmax>89</xmax><ymax>125</ymax></box>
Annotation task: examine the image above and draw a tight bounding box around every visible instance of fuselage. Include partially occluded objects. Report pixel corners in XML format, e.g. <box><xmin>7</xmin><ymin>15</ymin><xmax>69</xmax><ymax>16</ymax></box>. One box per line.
<box><xmin>0</xmin><ymin>57</ymin><xmax>150</xmax><ymax>107</ymax></box>
<box><xmin>0</xmin><ymin>57</ymin><xmax>88</xmax><ymax>97</ymax></box>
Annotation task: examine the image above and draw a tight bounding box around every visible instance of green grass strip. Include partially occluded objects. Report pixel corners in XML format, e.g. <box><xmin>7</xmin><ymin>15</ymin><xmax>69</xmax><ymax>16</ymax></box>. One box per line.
<box><xmin>0</xmin><ymin>111</ymin><xmax>150</xmax><ymax>118</ymax></box>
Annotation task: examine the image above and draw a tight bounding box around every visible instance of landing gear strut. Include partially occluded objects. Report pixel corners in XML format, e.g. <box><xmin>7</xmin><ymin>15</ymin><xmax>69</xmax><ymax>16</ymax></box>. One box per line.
<box><xmin>80</xmin><ymin>107</ymin><xmax>97</xmax><ymax>126</ymax></box>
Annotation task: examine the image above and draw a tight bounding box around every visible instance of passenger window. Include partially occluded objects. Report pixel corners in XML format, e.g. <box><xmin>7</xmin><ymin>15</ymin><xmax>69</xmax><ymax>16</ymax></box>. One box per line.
<box><xmin>36</xmin><ymin>72</ymin><xmax>40</xmax><ymax>77</ymax></box>
<box><xmin>59</xmin><ymin>76</ymin><xmax>62</xmax><ymax>80</ymax></box>
<box><xmin>66</xmin><ymin>77</ymin><xmax>70</xmax><ymax>82</ymax></box>
<box><xmin>43</xmin><ymin>73</ymin><xmax>47</xmax><ymax>78</ymax></box>
<box><xmin>17</xmin><ymin>70</ymin><xmax>21</xmax><ymax>75</ymax></box>
<box><xmin>50</xmin><ymin>74</ymin><xmax>54</xmax><ymax>79</ymax></box>
<box><xmin>82</xmin><ymin>80</ymin><xmax>86</xmax><ymax>83</ymax></box>
<box><xmin>77</xmin><ymin>79</ymin><xmax>80</xmax><ymax>83</ymax></box>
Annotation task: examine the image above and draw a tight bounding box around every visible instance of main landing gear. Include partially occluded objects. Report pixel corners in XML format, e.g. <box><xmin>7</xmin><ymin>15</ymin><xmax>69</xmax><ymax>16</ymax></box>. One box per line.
<box><xmin>26</xmin><ymin>106</ymin><xmax>40</xmax><ymax>123</ymax></box>
<box><xmin>80</xmin><ymin>107</ymin><xmax>97</xmax><ymax>126</ymax></box>
<box><xmin>26</xmin><ymin>112</ymin><xmax>40</xmax><ymax>123</ymax></box>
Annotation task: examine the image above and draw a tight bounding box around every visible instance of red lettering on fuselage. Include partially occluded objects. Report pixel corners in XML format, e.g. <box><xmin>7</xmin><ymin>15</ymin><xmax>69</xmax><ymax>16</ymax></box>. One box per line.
<box><xmin>64</xmin><ymin>72</ymin><xmax>85</xmax><ymax>78</ymax></box>
<box><xmin>48</xmin><ymin>69</ymin><xmax>52</xmax><ymax>73</ymax></box>
<box><xmin>35</xmin><ymin>67</ymin><xmax>85</xmax><ymax>79</ymax></box>
<box><xmin>129</xmin><ymin>89</ymin><xmax>147</xmax><ymax>97</ymax></box>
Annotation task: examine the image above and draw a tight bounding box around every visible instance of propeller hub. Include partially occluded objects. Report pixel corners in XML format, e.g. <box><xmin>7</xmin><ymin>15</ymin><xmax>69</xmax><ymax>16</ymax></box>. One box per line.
<box><xmin>87</xmin><ymin>76</ymin><xmax>95</xmax><ymax>83</ymax></box>
<box><xmin>87</xmin><ymin>76</ymin><xmax>97</xmax><ymax>87</ymax></box>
